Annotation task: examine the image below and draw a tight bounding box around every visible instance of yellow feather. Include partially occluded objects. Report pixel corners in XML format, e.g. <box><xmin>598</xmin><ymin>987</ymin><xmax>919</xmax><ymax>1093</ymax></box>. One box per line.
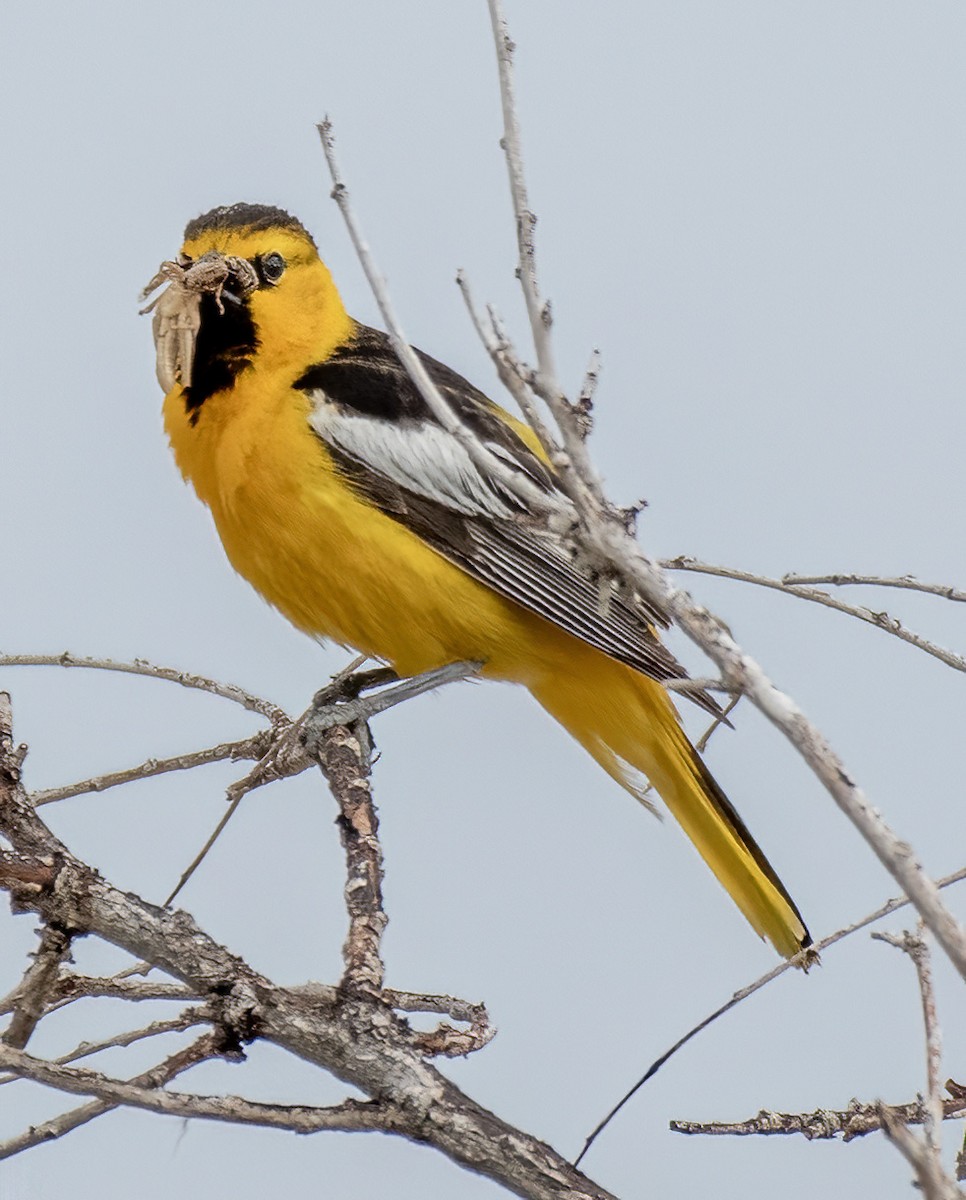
<box><xmin>161</xmin><ymin>212</ymin><xmax>808</xmax><ymax>958</ymax></box>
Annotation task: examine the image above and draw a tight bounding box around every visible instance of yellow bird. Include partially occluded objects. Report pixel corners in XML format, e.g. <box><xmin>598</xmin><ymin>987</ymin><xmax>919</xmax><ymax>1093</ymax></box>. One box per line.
<box><xmin>145</xmin><ymin>203</ymin><xmax>809</xmax><ymax>958</ymax></box>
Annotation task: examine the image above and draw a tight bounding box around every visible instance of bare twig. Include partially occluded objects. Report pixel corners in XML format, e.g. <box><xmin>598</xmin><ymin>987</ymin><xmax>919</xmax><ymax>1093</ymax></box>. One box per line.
<box><xmin>486</xmin><ymin>0</ymin><xmax>603</xmax><ymax>509</ymax></box>
<box><xmin>671</xmin><ymin>929</ymin><xmax>962</xmax><ymax>1197</ymax></box>
<box><xmin>31</xmin><ymin>734</ymin><xmax>269</xmax><ymax>807</ymax></box>
<box><xmin>2</xmin><ymin>924</ymin><xmax>73</xmax><ymax>1048</ymax></box>
<box><xmin>38</xmin><ymin>975</ymin><xmax>199</xmax><ymax>1015</ymax></box>
<box><xmin>958</xmin><ymin>1101</ymin><xmax>966</xmax><ymax>1182</ymax></box>
<box><xmin>879</xmin><ymin>1107</ymin><xmax>964</xmax><ymax>1200</ymax></box>
<box><xmin>383</xmin><ymin>989</ymin><xmax>496</xmax><ymax>1058</ymax></box>
<box><xmin>872</xmin><ymin>926</ymin><xmax>944</xmax><ymax>1155</ymax></box>
<box><xmin>0</xmin><ymin>653</ymin><xmax>285</xmax><ymax>722</ymax></box>
<box><xmin>163</xmin><ymin>662</ymin><xmax>479</xmax><ymax>908</ymax></box>
<box><xmin>0</xmin><ymin>1040</ymin><xmax>401</xmax><ymax>1137</ymax></box>
<box><xmin>317</xmin><ymin>120</ymin><xmax>561</xmax><ymax>519</ymax></box>
<box><xmin>487</xmin><ymin>0</ymin><xmax>551</xmax><ymax>383</ymax></box>
<box><xmin>0</xmin><ymin>1009</ymin><xmax>207</xmax><ymax>1087</ymax></box>
<box><xmin>663</xmin><ymin>558</ymin><xmax>966</xmax><ymax>674</ymax></box>
<box><xmin>162</xmin><ymin>792</ymin><xmax>250</xmax><ymax>909</ymax></box>
<box><xmin>456</xmin><ymin>270</ymin><xmax>561</xmax><ymax>460</ymax></box>
<box><xmin>0</xmin><ymin>693</ymin><xmax>617</xmax><ymax>1199</ymax></box>
<box><xmin>300</xmin><ymin>664</ymin><xmax>490</xmax><ymax>992</ymax></box>
<box><xmin>0</xmin><ymin>1032</ymin><xmax>223</xmax><ymax>1160</ymax></box>
<box><xmin>307</xmin><ymin>715</ymin><xmax>385</xmax><ymax>993</ymax></box>
<box><xmin>669</xmin><ymin>1092</ymin><xmax>966</xmax><ymax>1141</ymax></box>
<box><xmin>782</xmin><ymin>573</ymin><xmax>966</xmax><ymax>602</ymax></box>
<box><xmin>576</xmin><ymin>349</ymin><xmax>602</xmax><ymax>425</ymax></box>
<box><xmin>574</xmin><ymin>865</ymin><xmax>966</xmax><ymax>1166</ymax></box>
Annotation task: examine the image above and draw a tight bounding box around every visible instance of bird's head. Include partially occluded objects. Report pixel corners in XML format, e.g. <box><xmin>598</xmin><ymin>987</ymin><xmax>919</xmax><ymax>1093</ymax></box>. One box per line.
<box><xmin>142</xmin><ymin>203</ymin><xmax>352</xmax><ymax>409</ymax></box>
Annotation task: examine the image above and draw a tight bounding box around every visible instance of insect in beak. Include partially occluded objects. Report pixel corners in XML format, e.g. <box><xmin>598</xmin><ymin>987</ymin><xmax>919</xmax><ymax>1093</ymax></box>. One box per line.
<box><xmin>140</xmin><ymin>252</ymin><xmax>258</xmax><ymax>391</ymax></box>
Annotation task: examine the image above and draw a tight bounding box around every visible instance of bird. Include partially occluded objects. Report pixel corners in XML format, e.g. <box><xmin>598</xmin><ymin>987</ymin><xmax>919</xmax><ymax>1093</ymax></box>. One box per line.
<box><xmin>144</xmin><ymin>202</ymin><xmax>810</xmax><ymax>959</ymax></box>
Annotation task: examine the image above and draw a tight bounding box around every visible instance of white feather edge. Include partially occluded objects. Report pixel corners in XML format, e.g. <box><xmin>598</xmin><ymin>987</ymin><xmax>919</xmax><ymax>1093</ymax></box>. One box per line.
<box><xmin>307</xmin><ymin>390</ymin><xmax>559</xmax><ymax>519</ymax></box>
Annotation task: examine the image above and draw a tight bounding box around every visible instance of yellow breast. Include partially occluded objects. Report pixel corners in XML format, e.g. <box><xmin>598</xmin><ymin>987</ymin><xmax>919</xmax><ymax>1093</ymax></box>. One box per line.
<box><xmin>162</xmin><ymin>369</ymin><xmax>563</xmax><ymax>681</ymax></box>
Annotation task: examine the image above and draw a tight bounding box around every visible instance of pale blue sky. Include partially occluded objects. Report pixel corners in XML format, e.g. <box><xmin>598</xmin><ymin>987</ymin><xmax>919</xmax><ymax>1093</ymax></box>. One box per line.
<box><xmin>2</xmin><ymin>3</ymin><xmax>965</xmax><ymax>1198</ymax></box>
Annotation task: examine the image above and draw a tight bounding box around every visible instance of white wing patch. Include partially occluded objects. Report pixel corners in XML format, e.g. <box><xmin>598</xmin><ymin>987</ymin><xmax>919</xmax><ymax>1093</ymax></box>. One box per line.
<box><xmin>308</xmin><ymin>391</ymin><xmax>556</xmax><ymax>519</ymax></box>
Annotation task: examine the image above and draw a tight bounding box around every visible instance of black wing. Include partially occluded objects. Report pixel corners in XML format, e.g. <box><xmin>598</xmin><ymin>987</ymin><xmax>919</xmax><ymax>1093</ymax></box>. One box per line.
<box><xmin>296</xmin><ymin>324</ymin><xmax>718</xmax><ymax>713</ymax></box>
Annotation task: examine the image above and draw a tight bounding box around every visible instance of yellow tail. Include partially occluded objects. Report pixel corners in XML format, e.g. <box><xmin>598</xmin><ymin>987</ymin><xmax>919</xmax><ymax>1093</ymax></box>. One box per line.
<box><xmin>529</xmin><ymin>645</ymin><xmax>809</xmax><ymax>958</ymax></box>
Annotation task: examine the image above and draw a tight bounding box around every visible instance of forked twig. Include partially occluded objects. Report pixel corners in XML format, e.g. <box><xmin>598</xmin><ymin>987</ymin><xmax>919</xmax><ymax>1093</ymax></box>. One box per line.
<box><xmin>574</xmin><ymin>866</ymin><xmax>966</xmax><ymax>1166</ymax></box>
<box><xmin>0</xmin><ymin>653</ymin><xmax>284</xmax><ymax>721</ymax></box>
<box><xmin>782</xmin><ymin>573</ymin><xmax>966</xmax><ymax>601</ymax></box>
<box><xmin>664</xmin><ymin>558</ymin><xmax>966</xmax><ymax>674</ymax></box>
<box><xmin>872</xmin><ymin>926</ymin><xmax>944</xmax><ymax>1156</ymax></box>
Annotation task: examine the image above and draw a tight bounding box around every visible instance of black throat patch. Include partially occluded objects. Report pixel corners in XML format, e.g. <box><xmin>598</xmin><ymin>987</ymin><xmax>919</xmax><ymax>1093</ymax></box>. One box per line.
<box><xmin>183</xmin><ymin>291</ymin><xmax>258</xmax><ymax>417</ymax></box>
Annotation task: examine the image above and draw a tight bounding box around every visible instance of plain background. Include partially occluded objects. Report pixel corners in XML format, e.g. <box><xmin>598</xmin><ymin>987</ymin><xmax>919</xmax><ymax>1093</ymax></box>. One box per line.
<box><xmin>2</xmin><ymin>3</ymin><xmax>965</xmax><ymax>1197</ymax></box>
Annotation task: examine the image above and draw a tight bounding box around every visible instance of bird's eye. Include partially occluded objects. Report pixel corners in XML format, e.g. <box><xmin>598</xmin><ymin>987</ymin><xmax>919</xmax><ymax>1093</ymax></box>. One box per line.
<box><xmin>258</xmin><ymin>252</ymin><xmax>286</xmax><ymax>285</ymax></box>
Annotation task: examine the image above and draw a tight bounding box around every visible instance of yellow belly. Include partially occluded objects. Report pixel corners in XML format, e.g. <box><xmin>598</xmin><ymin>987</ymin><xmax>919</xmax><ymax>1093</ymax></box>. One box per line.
<box><xmin>162</xmin><ymin>364</ymin><xmax>809</xmax><ymax>957</ymax></box>
<box><xmin>163</xmin><ymin>371</ymin><xmax>565</xmax><ymax>682</ymax></box>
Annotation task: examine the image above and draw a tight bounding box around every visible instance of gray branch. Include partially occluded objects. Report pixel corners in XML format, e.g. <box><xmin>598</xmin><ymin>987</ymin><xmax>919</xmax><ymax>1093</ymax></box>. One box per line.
<box><xmin>0</xmin><ymin>692</ymin><xmax>615</xmax><ymax>1200</ymax></box>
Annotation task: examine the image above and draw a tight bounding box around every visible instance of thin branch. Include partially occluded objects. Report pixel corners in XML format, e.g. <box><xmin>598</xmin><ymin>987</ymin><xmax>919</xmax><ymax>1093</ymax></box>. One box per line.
<box><xmin>0</xmin><ymin>1032</ymin><xmax>222</xmax><ymax>1160</ymax></box>
<box><xmin>308</xmin><ymin>716</ymin><xmax>385</xmax><ymax>993</ymax></box>
<box><xmin>0</xmin><ymin>653</ymin><xmax>285</xmax><ymax>721</ymax></box>
<box><xmin>38</xmin><ymin>975</ymin><xmax>199</xmax><ymax>1016</ymax></box>
<box><xmin>30</xmin><ymin>734</ymin><xmax>268</xmax><ymax>807</ymax></box>
<box><xmin>576</xmin><ymin>349</ymin><xmax>602</xmax><ymax>427</ymax></box>
<box><xmin>782</xmin><ymin>573</ymin><xmax>966</xmax><ymax>602</ymax></box>
<box><xmin>0</xmin><ymin>1009</ymin><xmax>208</xmax><ymax>1087</ymax></box>
<box><xmin>383</xmin><ymin>989</ymin><xmax>496</xmax><ymax>1058</ymax></box>
<box><xmin>162</xmin><ymin>662</ymin><xmax>480</xmax><ymax>908</ymax></box>
<box><xmin>662</xmin><ymin>558</ymin><xmax>966</xmax><ymax>674</ymax></box>
<box><xmin>317</xmin><ymin>120</ymin><xmax>560</xmax><ymax>518</ymax></box>
<box><xmin>481</xmin><ymin>2</ymin><xmax>966</xmax><ymax>985</ymax></box>
<box><xmin>487</xmin><ymin>0</ymin><xmax>551</xmax><ymax>381</ymax></box>
<box><xmin>1</xmin><ymin>693</ymin><xmax>616</xmax><ymax>1199</ymax></box>
<box><xmin>872</xmin><ymin>926</ymin><xmax>944</xmax><ymax>1155</ymax></box>
<box><xmin>456</xmin><ymin>270</ymin><xmax>561</xmax><ymax>460</ymax></box>
<box><xmin>2</xmin><ymin>924</ymin><xmax>73</xmax><ymax>1049</ymax></box>
<box><xmin>486</xmin><ymin>0</ymin><xmax>604</xmax><ymax>508</ymax></box>
<box><xmin>879</xmin><ymin>1108</ymin><xmax>965</xmax><ymax>1200</ymax></box>
<box><xmin>300</xmin><ymin>664</ymin><xmax>490</xmax><ymax>992</ymax></box>
<box><xmin>162</xmin><ymin>791</ymin><xmax>249</xmax><ymax>908</ymax></box>
<box><xmin>574</xmin><ymin>865</ymin><xmax>966</xmax><ymax>1166</ymax></box>
<box><xmin>695</xmin><ymin>694</ymin><xmax>742</xmax><ymax>754</ymax></box>
<box><xmin>669</xmin><ymin>1091</ymin><xmax>966</xmax><ymax>1141</ymax></box>
<box><xmin>0</xmin><ymin>1041</ymin><xmax>400</xmax><ymax>1137</ymax></box>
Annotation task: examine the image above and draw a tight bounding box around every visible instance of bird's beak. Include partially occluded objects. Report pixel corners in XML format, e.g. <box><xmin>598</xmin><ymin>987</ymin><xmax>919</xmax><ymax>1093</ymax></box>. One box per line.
<box><xmin>140</xmin><ymin>251</ymin><xmax>258</xmax><ymax>392</ymax></box>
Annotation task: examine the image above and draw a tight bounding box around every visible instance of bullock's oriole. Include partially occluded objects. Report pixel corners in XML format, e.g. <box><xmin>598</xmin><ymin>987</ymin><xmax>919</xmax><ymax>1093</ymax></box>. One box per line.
<box><xmin>145</xmin><ymin>202</ymin><xmax>809</xmax><ymax>958</ymax></box>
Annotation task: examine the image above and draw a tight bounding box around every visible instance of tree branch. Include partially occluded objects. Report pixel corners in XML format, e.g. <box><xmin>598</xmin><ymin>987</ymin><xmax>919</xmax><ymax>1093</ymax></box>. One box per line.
<box><xmin>0</xmin><ymin>1032</ymin><xmax>222</xmax><ymax>1160</ymax></box>
<box><xmin>316</xmin><ymin>120</ymin><xmax>561</xmax><ymax>518</ymax></box>
<box><xmin>306</xmin><ymin>715</ymin><xmax>385</xmax><ymax>993</ymax></box>
<box><xmin>0</xmin><ymin>653</ymin><xmax>285</xmax><ymax>722</ymax></box>
<box><xmin>664</xmin><ymin>557</ymin><xmax>966</xmax><ymax>673</ymax></box>
<box><xmin>2</xmin><ymin>923</ymin><xmax>73</xmax><ymax>1049</ymax></box>
<box><xmin>0</xmin><ymin>1039</ymin><xmax>400</xmax><ymax>1137</ymax></box>
<box><xmin>879</xmin><ymin>1109</ymin><xmax>965</xmax><ymax>1200</ymax></box>
<box><xmin>30</xmin><ymin>734</ymin><xmax>269</xmax><ymax>807</ymax></box>
<box><xmin>0</xmin><ymin>1008</ymin><xmax>208</xmax><ymax>1086</ymax></box>
<box><xmin>782</xmin><ymin>573</ymin><xmax>966</xmax><ymax>602</ymax></box>
<box><xmin>383</xmin><ymin>989</ymin><xmax>496</xmax><ymax>1058</ymax></box>
<box><xmin>0</xmin><ymin>693</ymin><xmax>616</xmax><ymax>1199</ymax></box>
<box><xmin>669</xmin><ymin>1091</ymin><xmax>966</xmax><ymax>1141</ymax></box>
<box><xmin>575</xmin><ymin>866</ymin><xmax>966</xmax><ymax>1166</ymax></box>
<box><xmin>872</xmin><ymin>927</ymin><xmax>944</xmax><ymax>1155</ymax></box>
<box><xmin>474</xmin><ymin>6</ymin><xmax>966</xmax><ymax>981</ymax></box>
<box><xmin>486</xmin><ymin>0</ymin><xmax>603</xmax><ymax>510</ymax></box>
